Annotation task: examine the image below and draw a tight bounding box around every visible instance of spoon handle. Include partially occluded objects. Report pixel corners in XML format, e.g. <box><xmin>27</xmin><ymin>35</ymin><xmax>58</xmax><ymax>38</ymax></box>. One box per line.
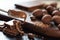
<box><xmin>0</xmin><ymin>9</ymin><xmax>8</xmax><ymax>13</ymax></box>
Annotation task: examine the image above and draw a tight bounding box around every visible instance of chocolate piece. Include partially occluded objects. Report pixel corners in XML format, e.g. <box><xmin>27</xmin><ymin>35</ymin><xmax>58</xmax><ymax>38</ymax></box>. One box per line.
<box><xmin>41</xmin><ymin>14</ymin><xmax>52</xmax><ymax>24</ymax></box>
<box><xmin>28</xmin><ymin>33</ymin><xmax>34</xmax><ymax>39</ymax></box>
<box><xmin>15</xmin><ymin>1</ymin><xmax>45</xmax><ymax>12</ymax></box>
<box><xmin>52</xmin><ymin>15</ymin><xmax>60</xmax><ymax>24</ymax></box>
<box><xmin>52</xmin><ymin>10</ymin><xmax>60</xmax><ymax>16</ymax></box>
<box><xmin>29</xmin><ymin>22</ymin><xmax>50</xmax><ymax>33</ymax></box>
<box><xmin>8</xmin><ymin>10</ymin><xmax>27</xmax><ymax>22</ymax></box>
<box><xmin>0</xmin><ymin>14</ymin><xmax>13</xmax><ymax>21</ymax></box>
<box><xmin>23</xmin><ymin>20</ymin><xmax>60</xmax><ymax>37</ymax></box>
<box><xmin>32</xmin><ymin>9</ymin><xmax>43</xmax><ymax>19</ymax></box>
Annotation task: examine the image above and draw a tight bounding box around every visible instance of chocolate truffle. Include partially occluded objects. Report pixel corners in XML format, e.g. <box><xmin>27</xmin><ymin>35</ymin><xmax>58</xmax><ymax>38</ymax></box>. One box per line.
<box><xmin>41</xmin><ymin>14</ymin><xmax>52</xmax><ymax>24</ymax></box>
<box><xmin>32</xmin><ymin>9</ymin><xmax>43</xmax><ymax>18</ymax></box>
<box><xmin>52</xmin><ymin>10</ymin><xmax>60</xmax><ymax>16</ymax></box>
<box><xmin>52</xmin><ymin>15</ymin><xmax>60</xmax><ymax>24</ymax></box>
<box><xmin>8</xmin><ymin>10</ymin><xmax>27</xmax><ymax>22</ymax></box>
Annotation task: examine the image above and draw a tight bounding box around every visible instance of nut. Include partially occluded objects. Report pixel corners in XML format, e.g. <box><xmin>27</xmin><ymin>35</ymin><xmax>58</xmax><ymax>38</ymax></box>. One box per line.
<box><xmin>46</xmin><ymin>6</ymin><xmax>55</xmax><ymax>14</ymax></box>
<box><xmin>32</xmin><ymin>9</ymin><xmax>43</xmax><ymax>18</ymax></box>
<box><xmin>52</xmin><ymin>10</ymin><xmax>60</xmax><ymax>16</ymax></box>
<box><xmin>52</xmin><ymin>15</ymin><xmax>60</xmax><ymax>24</ymax></box>
<box><xmin>41</xmin><ymin>14</ymin><xmax>52</xmax><ymax>24</ymax></box>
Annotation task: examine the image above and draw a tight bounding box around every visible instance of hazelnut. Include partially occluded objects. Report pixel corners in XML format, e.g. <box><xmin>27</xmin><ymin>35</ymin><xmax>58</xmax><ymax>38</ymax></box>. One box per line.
<box><xmin>41</xmin><ymin>14</ymin><xmax>52</xmax><ymax>24</ymax></box>
<box><xmin>46</xmin><ymin>6</ymin><xmax>55</xmax><ymax>14</ymax></box>
<box><xmin>52</xmin><ymin>15</ymin><xmax>60</xmax><ymax>24</ymax></box>
<box><xmin>50</xmin><ymin>2</ymin><xmax>57</xmax><ymax>8</ymax></box>
<box><xmin>28</xmin><ymin>33</ymin><xmax>34</xmax><ymax>39</ymax></box>
<box><xmin>32</xmin><ymin>9</ymin><xmax>43</xmax><ymax>18</ymax></box>
<box><xmin>52</xmin><ymin>10</ymin><xmax>60</xmax><ymax>16</ymax></box>
<box><xmin>42</xmin><ymin>9</ymin><xmax>48</xmax><ymax>15</ymax></box>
